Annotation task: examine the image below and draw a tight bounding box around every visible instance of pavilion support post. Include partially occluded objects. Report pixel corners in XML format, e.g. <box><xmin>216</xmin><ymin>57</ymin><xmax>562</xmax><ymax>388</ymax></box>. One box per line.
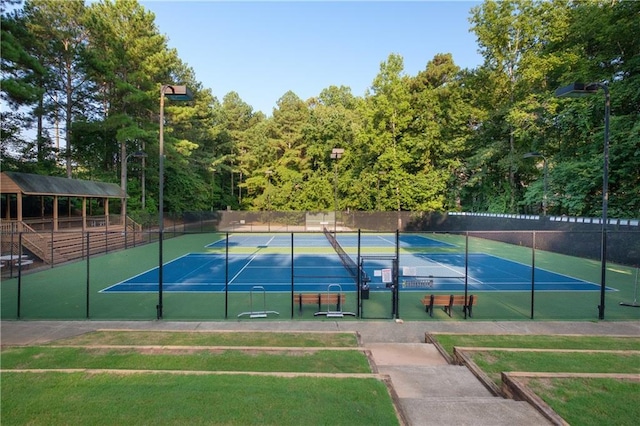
<box><xmin>104</xmin><ymin>197</ymin><xmax>109</xmax><ymax>229</ymax></box>
<box><xmin>16</xmin><ymin>193</ymin><xmax>23</xmax><ymax>231</ymax></box>
<box><xmin>82</xmin><ymin>198</ymin><xmax>87</xmax><ymax>231</ymax></box>
<box><xmin>53</xmin><ymin>196</ymin><xmax>59</xmax><ymax>231</ymax></box>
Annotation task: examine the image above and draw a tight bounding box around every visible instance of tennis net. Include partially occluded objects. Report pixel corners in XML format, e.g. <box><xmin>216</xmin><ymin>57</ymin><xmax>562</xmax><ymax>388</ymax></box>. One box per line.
<box><xmin>323</xmin><ymin>227</ymin><xmax>367</xmax><ymax>284</ymax></box>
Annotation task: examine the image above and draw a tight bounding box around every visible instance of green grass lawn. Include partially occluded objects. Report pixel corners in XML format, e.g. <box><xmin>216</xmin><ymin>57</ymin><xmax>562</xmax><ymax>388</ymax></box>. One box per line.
<box><xmin>1</xmin><ymin>373</ymin><xmax>398</xmax><ymax>425</ymax></box>
<box><xmin>527</xmin><ymin>377</ymin><xmax>640</xmax><ymax>426</ymax></box>
<box><xmin>50</xmin><ymin>330</ymin><xmax>359</xmax><ymax>347</ymax></box>
<box><xmin>1</xmin><ymin>347</ymin><xmax>371</xmax><ymax>373</ymax></box>
<box><xmin>1</xmin><ymin>331</ymin><xmax>399</xmax><ymax>425</ymax></box>
<box><xmin>470</xmin><ymin>350</ymin><xmax>640</xmax><ymax>381</ymax></box>
<box><xmin>430</xmin><ymin>333</ymin><xmax>640</xmax><ymax>426</ymax></box>
<box><xmin>430</xmin><ymin>334</ymin><xmax>640</xmax><ymax>358</ymax></box>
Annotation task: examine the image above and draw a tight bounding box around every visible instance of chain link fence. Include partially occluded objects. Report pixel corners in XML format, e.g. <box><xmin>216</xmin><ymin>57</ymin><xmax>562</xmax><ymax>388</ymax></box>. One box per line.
<box><xmin>2</xmin><ymin>211</ymin><xmax>638</xmax><ymax>321</ymax></box>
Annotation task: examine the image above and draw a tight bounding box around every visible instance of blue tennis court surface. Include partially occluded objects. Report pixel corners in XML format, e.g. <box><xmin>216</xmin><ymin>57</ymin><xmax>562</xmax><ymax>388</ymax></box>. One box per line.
<box><xmin>101</xmin><ymin>252</ymin><xmax>609</xmax><ymax>294</ymax></box>
<box><xmin>102</xmin><ymin>253</ymin><xmax>358</xmax><ymax>293</ymax></box>
<box><xmin>402</xmin><ymin>253</ymin><xmax>611</xmax><ymax>292</ymax></box>
<box><xmin>205</xmin><ymin>233</ymin><xmax>454</xmax><ymax>249</ymax></box>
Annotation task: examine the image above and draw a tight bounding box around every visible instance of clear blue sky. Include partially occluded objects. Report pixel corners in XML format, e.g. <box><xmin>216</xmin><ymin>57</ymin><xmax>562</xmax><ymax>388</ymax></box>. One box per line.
<box><xmin>141</xmin><ymin>1</ymin><xmax>483</xmax><ymax>115</ymax></box>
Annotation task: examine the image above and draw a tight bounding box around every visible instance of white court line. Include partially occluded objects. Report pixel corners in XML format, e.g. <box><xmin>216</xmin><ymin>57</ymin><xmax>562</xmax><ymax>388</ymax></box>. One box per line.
<box><xmin>375</xmin><ymin>235</ymin><xmax>396</xmax><ymax>246</ymax></box>
<box><xmin>100</xmin><ymin>253</ymin><xmax>194</xmax><ymax>292</ymax></box>
<box><xmin>228</xmin><ymin>253</ymin><xmax>260</xmax><ymax>284</ymax></box>
<box><xmin>217</xmin><ymin>235</ymin><xmax>274</xmax><ymax>284</ymax></box>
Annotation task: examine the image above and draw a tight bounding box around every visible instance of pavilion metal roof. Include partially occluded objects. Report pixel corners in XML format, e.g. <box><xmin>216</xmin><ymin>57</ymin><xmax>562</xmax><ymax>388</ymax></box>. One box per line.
<box><xmin>1</xmin><ymin>172</ymin><xmax>124</xmax><ymax>198</ymax></box>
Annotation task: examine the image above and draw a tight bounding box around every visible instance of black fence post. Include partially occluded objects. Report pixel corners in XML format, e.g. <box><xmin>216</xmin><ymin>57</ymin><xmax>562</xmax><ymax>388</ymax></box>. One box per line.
<box><xmin>464</xmin><ymin>232</ymin><xmax>469</xmax><ymax>319</ymax></box>
<box><xmin>86</xmin><ymin>232</ymin><xmax>90</xmax><ymax>319</ymax></box>
<box><xmin>157</xmin><ymin>229</ymin><xmax>163</xmax><ymax>320</ymax></box>
<box><xmin>17</xmin><ymin>232</ymin><xmax>22</xmax><ymax>319</ymax></box>
<box><xmin>598</xmin><ymin>230</ymin><xmax>607</xmax><ymax>320</ymax></box>
<box><xmin>224</xmin><ymin>232</ymin><xmax>229</xmax><ymax>319</ymax></box>
<box><xmin>50</xmin><ymin>226</ymin><xmax>54</xmax><ymax>267</ymax></box>
<box><xmin>9</xmin><ymin>230</ymin><xmax>15</xmax><ymax>278</ymax></box>
<box><xmin>357</xmin><ymin>229</ymin><xmax>361</xmax><ymax>318</ymax></box>
<box><xmin>395</xmin><ymin>229</ymin><xmax>400</xmax><ymax>319</ymax></box>
<box><xmin>531</xmin><ymin>231</ymin><xmax>536</xmax><ymax>319</ymax></box>
<box><xmin>291</xmin><ymin>232</ymin><xmax>294</xmax><ymax>319</ymax></box>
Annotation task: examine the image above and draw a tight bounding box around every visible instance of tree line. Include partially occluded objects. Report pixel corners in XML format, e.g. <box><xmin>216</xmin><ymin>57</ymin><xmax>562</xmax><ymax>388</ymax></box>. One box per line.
<box><xmin>1</xmin><ymin>0</ymin><xmax>638</xmax><ymax>219</ymax></box>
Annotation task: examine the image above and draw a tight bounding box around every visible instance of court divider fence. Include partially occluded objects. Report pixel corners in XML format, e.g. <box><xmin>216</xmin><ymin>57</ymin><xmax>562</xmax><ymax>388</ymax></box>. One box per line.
<box><xmin>2</xmin><ymin>224</ymin><xmax>639</xmax><ymax>322</ymax></box>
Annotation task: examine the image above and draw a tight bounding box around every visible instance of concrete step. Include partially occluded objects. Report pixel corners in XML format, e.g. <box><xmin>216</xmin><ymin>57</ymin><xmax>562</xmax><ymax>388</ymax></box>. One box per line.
<box><xmin>379</xmin><ymin>365</ymin><xmax>495</xmax><ymax>398</ymax></box>
<box><xmin>400</xmin><ymin>398</ymin><xmax>551</xmax><ymax>426</ymax></box>
<box><xmin>408</xmin><ymin>396</ymin><xmax>504</xmax><ymax>403</ymax></box>
<box><xmin>367</xmin><ymin>343</ymin><xmax>448</xmax><ymax>366</ymax></box>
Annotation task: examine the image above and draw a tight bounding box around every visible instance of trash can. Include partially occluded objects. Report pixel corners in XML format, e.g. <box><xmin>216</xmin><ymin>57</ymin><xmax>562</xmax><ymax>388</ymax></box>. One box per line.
<box><xmin>361</xmin><ymin>283</ymin><xmax>370</xmax><ymax>300</ymax></box>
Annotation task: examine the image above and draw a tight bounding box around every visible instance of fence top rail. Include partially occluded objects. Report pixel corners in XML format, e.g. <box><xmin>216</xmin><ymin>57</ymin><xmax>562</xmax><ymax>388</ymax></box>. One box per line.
<box><xmin>448</xmin><ymin>212</ymin><xmax>639</xmax><ymax>228</ymax></box>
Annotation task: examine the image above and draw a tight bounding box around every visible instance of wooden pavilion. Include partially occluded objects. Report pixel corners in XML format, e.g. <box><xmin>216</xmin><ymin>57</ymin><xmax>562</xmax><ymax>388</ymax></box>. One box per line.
<box><xmin>1</xmin><ymin>171</ymin><xmax>124</xmax><ymax>230</ymax></box>
<box><xmin>1</xmin><ymin>172</ymin><xmax>142</xmax><ymax>265</ymax></box>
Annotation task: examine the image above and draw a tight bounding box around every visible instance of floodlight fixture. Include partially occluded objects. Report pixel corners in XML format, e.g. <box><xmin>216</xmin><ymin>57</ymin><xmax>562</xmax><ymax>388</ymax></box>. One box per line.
<box><xmin>162</xmin><ymin>85</ymin><xmax>193</xmax><ymax>101</ymax></box>
<box><xmin>555</xmin><ymin>82</ymin><xmax>600</xmax><ymax>98</ymax></box>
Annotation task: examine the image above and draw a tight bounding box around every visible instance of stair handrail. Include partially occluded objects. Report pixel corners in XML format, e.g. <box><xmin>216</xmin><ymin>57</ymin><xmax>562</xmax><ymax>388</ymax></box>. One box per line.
<box><xmin>3</xmin><ymin>220</ymin><xmax>51</xmax><ymax>263</ymax></box>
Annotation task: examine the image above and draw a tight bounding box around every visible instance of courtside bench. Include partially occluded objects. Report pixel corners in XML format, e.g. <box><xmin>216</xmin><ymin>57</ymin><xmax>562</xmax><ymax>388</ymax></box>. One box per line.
<box><xmin>421</xmin><ymin>294</ymin><xmax>477</xmax><ymax>318</ymax></box>
<box><xmin>296</xmin><ymin>293</ymin><xmax>345</xmax><ymax>314</ymax></box>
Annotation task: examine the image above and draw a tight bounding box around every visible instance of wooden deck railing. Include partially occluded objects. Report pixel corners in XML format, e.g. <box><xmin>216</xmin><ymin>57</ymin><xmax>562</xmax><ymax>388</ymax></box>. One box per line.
<box><xmin>1</xmin><ymin>217</ymin><xmax>145</xmax><ymax>267</ymax></box>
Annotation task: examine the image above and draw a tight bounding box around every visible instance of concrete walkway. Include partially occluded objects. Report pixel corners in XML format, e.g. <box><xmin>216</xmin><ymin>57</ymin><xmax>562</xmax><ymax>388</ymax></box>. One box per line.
<box><xmin>2</xmin><ymin>320</ymin><xmax>639</xmax><ymax>425</ymax></box>
<box><xmin>367</xmin><ymin>342</ymin><xmax>551</xmax><ymax>425</ymax></box>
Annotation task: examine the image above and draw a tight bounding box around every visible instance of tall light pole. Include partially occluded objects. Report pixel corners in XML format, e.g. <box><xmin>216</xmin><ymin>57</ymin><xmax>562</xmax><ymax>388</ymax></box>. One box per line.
<box><xmin>555</xmin><ymin>82</ymin><xmax>610</xmax><ymax>320</ymax></box>
<box><xmin>523</xmin><ymin>152</ymin><xmax>548</xmax><ymax>216</ymax></box>
<box><xmin>331</xmin><ymin>148</ymin><xmax>344</xmax><ymax>233</ymax></box>
<box><xmin>158</xmin><ymin>84</ymin><xmax>193</xmax><ymax>320</ymax></box>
